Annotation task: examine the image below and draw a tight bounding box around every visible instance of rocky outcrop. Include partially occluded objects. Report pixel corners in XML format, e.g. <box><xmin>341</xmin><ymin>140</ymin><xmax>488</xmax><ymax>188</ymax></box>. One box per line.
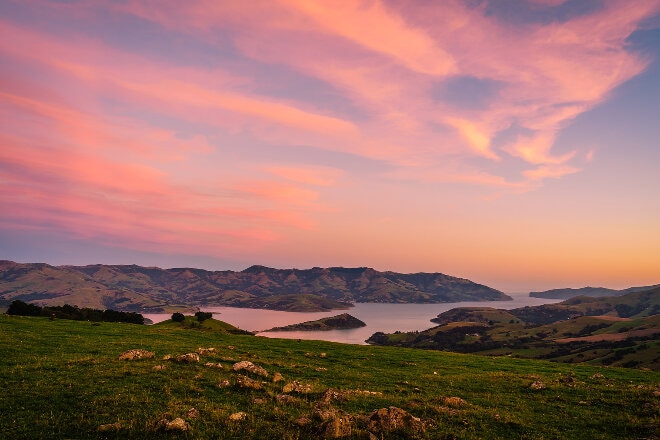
<box><xmin>233</xmin><ymin>361</ymin><xmax>268</xmax><ymax>377</ymax></box>
<box><xmin>118</xmin><ymin>349</ymin><xmax>154</xmax><ymax>360</ymax></box>
<box><xmin>367</xmin><ymin>406</ymin><xmax>424</xmax><ymax>434</ymax></box>
<box><xmin>175</xmin><ymin>353</ymin><xmax>200</xmax><ymax>363</ymax></box>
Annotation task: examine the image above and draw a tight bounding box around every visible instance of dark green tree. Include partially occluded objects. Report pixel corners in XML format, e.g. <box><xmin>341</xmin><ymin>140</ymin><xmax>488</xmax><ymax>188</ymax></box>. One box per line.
<box><xmin>171</xmin><ymin>312</ymin><xmax>185</xmax><ymax>322</ymax></box>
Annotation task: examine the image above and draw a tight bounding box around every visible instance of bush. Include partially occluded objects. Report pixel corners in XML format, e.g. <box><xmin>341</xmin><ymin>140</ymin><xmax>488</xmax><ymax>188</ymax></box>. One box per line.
<box><xmin>171</xmin><ymin>312</ymin><xmax>185</xmax><ymax>322</ymax></box>
<box><xmin>195</xmin><ymin>311</ymin><xmax>212</xmax><ymax>322</ymax></box>
<box><xmin>7</xmin><ymin>300</ymin><xmax>41</xmax><ymax>316</ymax></box>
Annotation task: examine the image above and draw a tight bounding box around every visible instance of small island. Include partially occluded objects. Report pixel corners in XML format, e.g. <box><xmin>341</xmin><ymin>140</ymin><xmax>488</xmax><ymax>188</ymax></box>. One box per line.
<box><xmin>265</xmin><ymin>313</ymin><xmax>366</xmax><ymax>332</ymax></box>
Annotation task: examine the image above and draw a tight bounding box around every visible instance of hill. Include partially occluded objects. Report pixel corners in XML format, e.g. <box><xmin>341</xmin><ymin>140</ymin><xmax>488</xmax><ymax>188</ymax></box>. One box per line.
<box><xmin>266</xmin><ymin>313</ymin><xmax>367</xmax><ymax>331</ymax></box>
<box><xmin>1</xmin><ymin>313</ymin><xmax>658</xmax><ymax>439</ymax></box>
<box><xmin>0</xmin><ymin>260</ymin><xmax>509</xmax><ymax>312</ymax></box>
<box><xmin>530</xmin><ymin>283</ymin><xmax>659</xmax><ymax>299</ymax></box>
<box><xmin>367</xmin><ymin>287</ymin><xmax>660</xmax><ymax>370</ymax></box>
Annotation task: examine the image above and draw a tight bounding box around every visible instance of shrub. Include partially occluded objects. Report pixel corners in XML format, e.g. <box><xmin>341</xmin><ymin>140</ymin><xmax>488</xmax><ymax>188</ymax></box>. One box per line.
<box><xmin>171</xmin><ymin>312</ymin><xmax>185</xmax><ymax>322</ymax></box>
<box><xmin>7</xmin><ymin>300</ymin><xmax>42</xmax><ymax>316</ymax></box>
<box><xmin>195</xmin><ymin>311</ymin><xmax>212</xmax><ymax>322</ymax></box>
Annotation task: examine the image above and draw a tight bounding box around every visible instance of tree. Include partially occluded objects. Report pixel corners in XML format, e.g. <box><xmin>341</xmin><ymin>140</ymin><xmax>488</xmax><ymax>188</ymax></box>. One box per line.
<box><xmin>194</xmin><ymin>311</ymin><xmax>212</xmax><ymax>322</ymax></box>
<box><xmin>171</xmin><ymin>312</ymin><xmax>185</xmax><ymax>322</ymax></box>
<box><xmin>7</xmin><ymin>300</ymin><xmax>42</xmax><ymax>316</ymax></box>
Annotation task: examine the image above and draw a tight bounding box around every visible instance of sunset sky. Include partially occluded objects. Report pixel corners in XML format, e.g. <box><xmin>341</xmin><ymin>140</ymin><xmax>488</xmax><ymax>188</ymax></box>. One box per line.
<box><xmin>1</xmin><ymin>0</ymin><xmax>659</xmax><ymax>292</ymax></box>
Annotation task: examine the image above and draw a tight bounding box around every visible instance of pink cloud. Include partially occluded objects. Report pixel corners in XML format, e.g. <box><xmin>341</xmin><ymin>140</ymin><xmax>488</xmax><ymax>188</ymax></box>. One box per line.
<box><xmin>1</xmin><ymin>0</ymin><xmax>659</xmax><ymax>264</ymax></box>
<box><xmin>264</xmin><ymin>165</ymin><xmax>344</xmax><ymax>187</ymax></box>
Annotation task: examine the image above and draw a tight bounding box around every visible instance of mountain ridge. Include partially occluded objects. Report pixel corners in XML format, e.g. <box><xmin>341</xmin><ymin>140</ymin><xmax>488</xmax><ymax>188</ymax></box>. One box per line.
<box><xmin>529</xmin><ymin>284</ymin><xmax>660</xmax><ymax>300</ymax></box>
<box><xmin>0</xmin><ymin>260</ymin><xmax>510</xmax><ymax>312</ymax></box>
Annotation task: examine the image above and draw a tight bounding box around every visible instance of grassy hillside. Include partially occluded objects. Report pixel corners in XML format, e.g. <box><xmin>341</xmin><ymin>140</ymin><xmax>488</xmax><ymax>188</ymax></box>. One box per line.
<box><xmin>1</xmin><ymin>314</ymin><xmax>658</xmax><ymax>439</ymax></box>
<box><xmin>367</xmin><ymin>289</ymin><xmax>660</xmax><ymax>370</ymax></box>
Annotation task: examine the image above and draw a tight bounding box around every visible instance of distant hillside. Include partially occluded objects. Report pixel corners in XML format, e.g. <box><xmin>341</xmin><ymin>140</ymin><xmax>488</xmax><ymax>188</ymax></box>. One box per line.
<box><xmin>529</xmin><ymin>284</ymin><xmax>659</xmax><ymax>300</ymax></box>
<box><xmin>368</xmin><ymin>287</ymin><xmax>660</xmax><ymax>370</ymax></box>
<box><xmin>0</xmin><ymin>261</ymin><xmax>509</xmax><ymax>312</ymax></box>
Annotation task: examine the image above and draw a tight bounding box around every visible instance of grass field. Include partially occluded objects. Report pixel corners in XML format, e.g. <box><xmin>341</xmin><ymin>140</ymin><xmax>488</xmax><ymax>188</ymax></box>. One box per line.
<box><xmin>1</xmin><ymin>314</ymin><xmax>658</xmax><ymax>439</ymax></box>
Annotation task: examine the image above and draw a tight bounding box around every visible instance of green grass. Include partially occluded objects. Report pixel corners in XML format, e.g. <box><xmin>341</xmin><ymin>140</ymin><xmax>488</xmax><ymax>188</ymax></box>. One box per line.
<box><xmin>1</xmin><ymin>314</ymin><xmax>658</xmax><ymax>439</ymax></box>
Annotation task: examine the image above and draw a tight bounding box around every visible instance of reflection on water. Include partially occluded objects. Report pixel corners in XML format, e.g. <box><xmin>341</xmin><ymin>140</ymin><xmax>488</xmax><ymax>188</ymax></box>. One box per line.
<box><xmin>143</xmin><ymin>293</ymin><xmax>562</xmax><ymax>345</ymax></box>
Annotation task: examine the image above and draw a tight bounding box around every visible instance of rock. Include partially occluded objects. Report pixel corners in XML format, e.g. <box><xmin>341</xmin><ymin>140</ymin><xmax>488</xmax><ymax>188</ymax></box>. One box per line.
<box><xmin>320</xmin><ymin>410</ymin><xmax>353</xmax><ymax>438</ymax></box>
<box><xmin>320</xmin><ymin>352</ymin><xmax>327</xmax><ymax>358</ymax></box>
<box><xmin>162</xmin><ymin>354</ymin><xmax>172</xmax><ymax>360</ymax></box>
<box><xmin>186</xmin><ymin>408</ymin><xmax>200</xmax><ymax>419</ymax></box>
<box><xmin>316</xmin><ymin>367</ymin><xmax>327</xmax><ymax>372</ymax></box>
<box><xmin>152</xmin><ymin>365</ymin><xmax>166</xmax><ymax>371</ymax></box>
<box><xmin>560</xmin><ymin>374</ymin><xmax>576</xmax><ymax>386</ymax></box>
<box><xmin>165</xmin><ymin>418</ymin><xmax>190</xmax><ymax>431</ymax></box>
<box><xmin>98</xmin><ymin>422</ymin><xmax>121</xmax><ymax>432</ymax></box>
<box><xmin>273</xmin><ymin>372</ymin><xmax>284</xmax><ymax>383</ymax></box>
<box><xmin>205</xmin><ymin>362</ymin><xmax>223</xmax><ymax>368</ymax></box>
<box><xmin>312</xmin><ymin>405</ymin><xmax>353</xmax><ymax>439</ymax></box>
<box><xmin>367</xmin><ymin>406</ymin><xmax>424</xmax><ymax>434</ymax></box>
<box><xmin>233</xmin><ymin>361</ymin><xmax>269</xmax><ymax>377</ymax></box>
<box><xmin>176</xmin><ymin>353</ymin><xmax>200</xmax><ymax>363</ymax></box>
<box><xmin>320</xmin><ymin>388</ymin><xmax>346</xmax><ymax>404</ymax></box>
<box><xmin>441</xmin><ymin>396</ymin><xmax>467</xmax><ymax>408</ymax></box>
<box><xmin>276</xmin><ymin>394</ymin><xmax>300</xmax><ymax>405</ymax></box>
<box><xmin>118</xmin><ymin>349</ymin><xmax>154</xmax><ymax>361</ymax></box>
<box><xmin>590</xmin><ymin>373</ymin><xmax>605</xmax><ymax>379</ymax></box>
<box><xmin>235</xmin><ymin>375</ymin><xmax>264</xmax><ymax>390</ymax></box>
<box><xmin>196</xmin><ymin>347</ymin><xmax>215</xmax><ymax>355</ymax></box>
<box><xmin>283</xmin><ymin>381</ymin><xmax>313</xmax><ymax>394</ymax></box>
<box><xmin>229</xmin><ymin>412</ymin><xmax>247</xmax><ymax>422</ymax></box>
<box><xmin>346</xmin><ymin>389</ymin><xmax>382</xmax><ymax>397</ymax></box>
<box><xmin>252</xmin><ymin>398</ymin><xmax>266</xmax><ymax>405</ymax></box>
<box><xmin>294</xmin><ymin>416</ymin><xmax>311</xmax><ymax>426</ymax></box>
<box><xmin>217</xmin><ymin>380</ymin><xmax>231</xmax><ymax>388</ymax></box>
<box><xmin>530</xmin><ymin>381</ymin><xmax>546</xmax><ymax>390</ymax></box>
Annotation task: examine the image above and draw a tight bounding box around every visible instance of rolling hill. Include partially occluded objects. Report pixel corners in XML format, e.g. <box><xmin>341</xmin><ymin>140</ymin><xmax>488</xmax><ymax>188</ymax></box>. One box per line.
<box><xmin>367</xmin><ymin>287</ymin><xmax>660</xmax><ymax>370</ymax></box>
<box><xmin>0</xmin><ymin>260</ymin><xmax>510</xmax><ymax>312</ymax></box>
<box><xmin>529</xmin><ymin>284</ymin><xmax>660</xmax><ymax>299</ymax></box>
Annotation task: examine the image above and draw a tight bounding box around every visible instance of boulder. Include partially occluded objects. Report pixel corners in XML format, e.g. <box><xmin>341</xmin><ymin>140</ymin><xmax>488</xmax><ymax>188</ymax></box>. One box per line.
<box><xmin>176</xmin><ymin>353</ymin><xmax>200</xmax><ymax>363</ymax></box>
<box><xmin>233</xmin><ymin>361</ymin><xmax>268</xmax><ymax>377</ymax></box>
<box><xmin>235</xmin><ymin>375</ymin><xmax>264</xmax><ymax>390</ymax></box>
<box><xmin>273</xmin><ymin>372</ymin><xmax>284</xmax><ymax>383</ymax></box>
<box><xmin>529</xmin><ymin>381</ymin><xmax>546</xmax><ymax>390</ymax></box>
<box><xmin>441</xmin><ymin>396</ymin><xmax>467</xmax><ymax>407</ymax></box>
<box><xmin>367</xmin><ymin>406</ymin><xmax>424</xmax><ymax>434</ymax></box>
<box><xmin>312</xmin><ymin>404</ymin><xmax>353</xmax><ymax>438</ymax></box>
<box><xmin>320</xmin><ymin>410</ymin><xmax>353</xmax><ymax>438</ymax></box>
<box><xmin>283</xmin><ymin>381</ymin><xmax>312</xmax><ymax>394</ymax></box>
<box><xmin>165</xmin><ymin>418</ymin><xmax>190</xmax><ymax>431</ymax></box>
<box><xmin>276</xmin><ymin>394</ymin><xmax>300</xmax><ymax>405</ymax></box>
<box><xmin>119</xmin><ymin>349</ymin><xmax>154</xmax><ymax>361</ymax></box>
<box><xmin>185</xmin><ymin>408</ymin><xmax>200</xmax><ymax>419</ymax></box>
<box><xmin>320</xmin><ymin>388</ymin><xmax>346</xmax><ymax>404</ymax></box>
<box><xmin>156</xmin><ymin>415</ymin><xmax>190</xmax><ymax>432</ymax></box>
<box><xmin>97</xmin><ymin>422</ymin><xmax>121</xmax><ymax>432</ymax></box>
<box><xmin>229</xmin><ymin>412</ymin><xmax>247</xmax><ymax>422</ymax></box>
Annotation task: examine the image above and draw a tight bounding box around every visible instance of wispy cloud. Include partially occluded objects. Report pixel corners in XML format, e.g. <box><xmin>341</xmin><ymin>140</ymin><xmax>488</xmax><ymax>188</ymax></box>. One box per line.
<box><xmin>1</xmin><ymin>0</ymin><xmax>658</xmax><ymax>264</ymax></box>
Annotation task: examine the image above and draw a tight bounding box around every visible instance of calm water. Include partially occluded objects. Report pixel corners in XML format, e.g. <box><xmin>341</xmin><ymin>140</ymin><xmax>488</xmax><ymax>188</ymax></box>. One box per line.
<box><xmin>143</xmin><ymin>293</ymin><xmax>562</xmax><ymax>345</ymax></box>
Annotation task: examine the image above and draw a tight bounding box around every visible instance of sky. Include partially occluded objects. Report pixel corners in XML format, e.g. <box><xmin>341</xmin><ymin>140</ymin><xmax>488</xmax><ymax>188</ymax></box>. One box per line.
<box><xmin>1</xmin><ymin>0</ymin><xmax>659</xmax><ymax>293</ymax></box>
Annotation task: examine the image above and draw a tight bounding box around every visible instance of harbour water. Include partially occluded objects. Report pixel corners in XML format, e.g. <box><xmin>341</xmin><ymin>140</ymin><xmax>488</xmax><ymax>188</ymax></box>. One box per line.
<box><xmin>143</xmin><ymin>293</ymin><xmax>562</xmax><ymax>345</ymax></box>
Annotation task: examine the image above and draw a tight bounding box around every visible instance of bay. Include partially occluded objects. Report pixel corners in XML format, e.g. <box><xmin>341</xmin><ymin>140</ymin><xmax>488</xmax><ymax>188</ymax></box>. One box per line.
<box><xmin>143</xmin><ymin>293</ymin><xmax>563</xmax><ymax>345</ymax></box>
